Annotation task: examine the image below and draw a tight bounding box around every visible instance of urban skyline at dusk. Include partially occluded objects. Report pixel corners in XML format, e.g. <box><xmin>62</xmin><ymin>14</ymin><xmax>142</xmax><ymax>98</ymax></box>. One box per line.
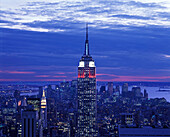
<box><xmin>0</xmin><ymin>1</ymin><xmax>170</xmax><ymax>136</ymax></box>
<box><xmin>1</xmin><ymin>0</ymin><xmax>170</xmax><ymax>82</ymax></box>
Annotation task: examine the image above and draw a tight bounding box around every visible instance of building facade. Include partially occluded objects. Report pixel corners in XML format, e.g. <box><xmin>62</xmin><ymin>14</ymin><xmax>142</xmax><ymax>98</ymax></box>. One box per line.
<box><xmin>22</xmin><ymin>106</ymin><xmax>38</xmax><ymax>137</ymax></box>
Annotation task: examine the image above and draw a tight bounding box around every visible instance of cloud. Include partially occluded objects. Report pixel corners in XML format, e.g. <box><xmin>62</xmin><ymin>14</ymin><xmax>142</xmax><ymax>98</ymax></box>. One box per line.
<box><xmin>0</xmin><ymin>70</ymin><xmax>35</xmax><ymax>74</ymax></box>
<box><xmin>96</xmin><ymin>73</ymin><xmax>170</xmax><ymax>82</ymax></box>
<box><xmin>0</xmin><ymin>23</ymin><xmax>65</xmax><ymax>32</ymax></box>
<box><xmin>35</xmin><ymin>75</ymin><xmax>50</xmax><ymax>77</ymax></box>
<box><xmin>0</xmin><ymin>79</ymin><xmax>20</xmax><ymax>81</ymax></box>
<box><xmin>0</xmin><ymin>0</ymin><xmax>170</xmax><ymax>32</ymax></box>
<box><xmin>53</xmin><ymin>76</ymin><xmax>67</xmax><ymax>78</ymax></box>
<box><xmin>164</xmin><ymin>54</ymin><xmax>170</xmax><ymax>58</ymax></box>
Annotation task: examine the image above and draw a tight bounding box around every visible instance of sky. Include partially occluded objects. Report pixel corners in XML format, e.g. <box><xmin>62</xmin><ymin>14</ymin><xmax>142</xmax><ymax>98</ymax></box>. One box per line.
<box><xmin>0</xmin><ymin>0</ymin><xmax>170</xmax><ymax>82</ymax></box>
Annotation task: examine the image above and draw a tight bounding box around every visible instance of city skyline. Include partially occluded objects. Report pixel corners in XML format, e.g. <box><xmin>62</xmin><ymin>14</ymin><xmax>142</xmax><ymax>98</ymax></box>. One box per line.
<box><xmin>1</xmin><ymin>0</ymin><xmax>170</xmax><ymax>82</ymax></box>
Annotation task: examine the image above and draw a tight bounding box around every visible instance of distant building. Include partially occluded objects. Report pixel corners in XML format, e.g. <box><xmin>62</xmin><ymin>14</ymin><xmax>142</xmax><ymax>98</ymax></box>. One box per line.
<box><xmin>47</xmin><ymin>98</ymin><xmax>56</xmax><ymax>128</ymax></box>
<box><xmin>2</xmin><ymin>98</ymin><xmax>17</xmax><ymax>136</ymax></box>
<box><xmin>100</xmin><ymin>86</ymin><xmax>106</xmax><ymax>94</ymax></box>
<box><xmin>55</xmin><ymin>85</ymin><xmax>61</xmax><ymax>100</ymax></box>
<box><xmin>121</xmin><ymin>113</ymin><xmax>134</xmax><ymax>127</ymax></box>
<box><xmin>122</xmin><ymin>83</ymin><xmax>128</xmax><ymax>97</ymax></box>
<box><xmin>60</xmin><ymin>81</ymin><xmax>69</xmax><ymax>89</ymax></box>
<box><xmin>144</xmin><ymin>89</ymin><xmax>148</xmax><ymax>99</ymax></box>
<box><xmin>14</xmin><ymin>90</ymin><xmax>20</xmax><ymax>101</ymax></box>
<box><xmin>132</xmin><ymin>86</ymin><xmax>143</xmax><ymax>98</ymax></box>
<box><xmin>22</xmin><ymin>97</ymin><xmax>27</xmax><ymax>107</ymax></box>
<box><xmin>71</xmin><ymin>80</ymin><xmax>77</xmax><ymax>88</ymax></box>
<box><xmin>47</xmin><ymin>85</ymin><xmax>53</xmax><ymax>98</ymax></box>
<box><xmin>108</xmin><ymin>82</ymin><xmax>113</xmax><ymax>95</ymax></box>
<box><xmin>115</xmin><ymin>85</ymin><xmax>120</xmax><ymax>96</ymax></box>
<box><xmin>134</xmin><ymin>110</ymin><xmax>144</xmax><ymax>128</ymax></box>
<box><xmin>38</xmin><ymin>86</ymin><xmax>43</xmax><ymax>98</ymax></box>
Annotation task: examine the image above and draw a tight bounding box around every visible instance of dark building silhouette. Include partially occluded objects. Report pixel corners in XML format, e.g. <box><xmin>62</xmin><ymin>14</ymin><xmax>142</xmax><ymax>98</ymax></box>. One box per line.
<box><xmin>38</xmin><ymin>86</ymin><xmax>43</xmax><ymax>98</ymax></box>
<box><xmin>132</xmin><ymin>86</ymin><xmax>143</xmax><ymax>98</ymax></box>
<box><xmin>108</xmin><ymin>82</ymin><xmax>113</xmax><ymax>95</ymax></box>
<box><xmin>77</xmin><ymin>24</ymin><xmax>97</xmax><ymax>136</ymax></box>
<box><xmin>115</xmin><ymin>85</ymin><xmax>120</xmax><ymax>96</ymax></box>
<box><xmin>144</xmin><ymin>89</ymin><xmax>148</xmax><ymax>99</ymax></box>
<box><xmin>100</xmin><ymin>86</ymin><xmax>106</xmax><ymax>94</ymax></box>
<box><xmin>22</xmin><ymin>105</ymin><xmax>38</xmax><ymax>137</ymax></box>
<box><xmin>122</xmin><ymin>83</ymin><xmax>128</xmax><ymax>97</ymax></box>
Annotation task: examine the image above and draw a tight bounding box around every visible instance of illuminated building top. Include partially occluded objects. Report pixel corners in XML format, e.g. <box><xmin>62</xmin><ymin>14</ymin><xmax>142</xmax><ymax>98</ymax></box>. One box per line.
<box><xmin>78</xmin><ymin>23</ymin><xmax>96</xmax><ymax>79</ymax></box>
<box><xmin>41</xmin><ymin>90</ymin><xmax>46</xmax><ymax>109</ymax></box>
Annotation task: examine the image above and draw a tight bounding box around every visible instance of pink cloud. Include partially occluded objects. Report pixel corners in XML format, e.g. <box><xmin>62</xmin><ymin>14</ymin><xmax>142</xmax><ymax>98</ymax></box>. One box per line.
<box><xmin>97</xmin><ymin>79</ymin><xmax>159</xmax><ymax>82</ymax></box>
<box><xmin>0</xmin><ymin>78</ymin><xmax>72</xmax><ymax>82</ymax></box>
<box><xmin>96</xmin><ymin>73</ymin><xmax>170</xmax><ymax>82</ymax></box>
<box><xmin>96</xmin><ymin>74</ymin><xmax>107</xmax><ymax>76</ymax></box>
<box><xmin>0</xmin><ymin>70</ymin><xmax>35</xmax><ymax>74</ymax></box>
<box><xmin>0</xmin><ymin>79</ymin><xmax>20</xmax><ymax>81</ymax></box>
<box><xmin>35</xmin><ymin>75</ymin><xmax>50</xmax><ymax>78</ymax></box>
<box><xmin>96</xmin><ymin>73</ymin><xmax>118</xmax><ymax>77</ymax></box>
<box><xmin>53</xmin><ymin>76</ymin><xmax>67</xmax><ymax>78</ymax></box>
<box><xmin>67</xmin><ymin>72</ymin><xmax>75</xmax><ymax>74</ymax></box>
<box><xmin>54</xmin><ymin>72</ymin><xmax>75</xmax><ymax>74</ymax></box>
<box><xmin>8</xmin><ymin>71</ymin><xmax>35</xmax><ymax>74</ymax></box>
<box><xmin>55</xmin><ymin>72</ymin><xmax>65</xmax><ymax>74</ymax></box>
<box><xmin>35</xmin><ymin>79</ymin><xmax>72</xmax><ymax>81</ymax></box>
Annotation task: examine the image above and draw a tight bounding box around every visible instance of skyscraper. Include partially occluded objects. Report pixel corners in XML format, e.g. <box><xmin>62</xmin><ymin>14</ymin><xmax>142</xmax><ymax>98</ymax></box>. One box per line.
<box><xmin>27</xmin><ymin>98</ymin><xmax>41</xmax><ymax>119</ymax></box>
<box><xmin>122</xmin><ymin>83</ymin><xmax>128</xmax><ymax>97</ymax></box>
<box><xmin>41</xmin><ymin>90</ymin><xmax>47</xmax><ymax>129</ymax></box>
<box><xmin>108</xmin><ymin>82</ymin><xmax>113</xmax><ymax>95</ymax></box>
<box><xmin>22</xmin><ymin>105</ymin><xmax>38</xmax><ymax>137</ymax></box>
<box><xmin>77</xmin><ymin>24</ymin><xmax>97</xmax><ymax>136</ymax></box>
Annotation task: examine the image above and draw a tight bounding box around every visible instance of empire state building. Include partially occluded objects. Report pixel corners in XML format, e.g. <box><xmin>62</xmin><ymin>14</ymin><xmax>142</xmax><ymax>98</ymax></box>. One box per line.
<box><xmin>77</xmin><ymin>24</ymin><xmax>97</xmax><ymax>137</ymax></box>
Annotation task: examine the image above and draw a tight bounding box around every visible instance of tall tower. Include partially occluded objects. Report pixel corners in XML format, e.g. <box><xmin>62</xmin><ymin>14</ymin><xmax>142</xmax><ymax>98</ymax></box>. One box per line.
<box><xmin>77</xmin><ymin>24</ymin><xmax>97</xmax><ymax>136</ymax></box>
<box><xmin>41</xmin><ymin>90</ymin><xmax>47</xmax><ymax>128</ymax></box>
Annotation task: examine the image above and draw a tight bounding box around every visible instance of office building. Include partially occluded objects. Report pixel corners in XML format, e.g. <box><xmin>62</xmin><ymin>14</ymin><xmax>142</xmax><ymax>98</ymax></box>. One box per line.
<box><xmin>77</xmin><ymin>24</ymin><xmax>97</xmax><ymax>136</ymax></box>
<box><xmin>27</xmin><ymin>98</ymin><xmax>41</xmax><ymax>119</ymax></box>
<box><xmin>22</xmin><ymin>105</ymin><xmax>38</xmax><ymax>137</ymax></box>
<box><xmin>108</xmin><ymin>82</ymin><xmax>113</xmax><ymax>95</ymax></box>
<box><xmin>122</xmin><ymin>83</ymin><xmax>128</xmax><ymax>97</ymax></box>
<box><xmin>41</xmin><ymin>90</ymin><xmax>47</xmax><ymax>129</ymax></box>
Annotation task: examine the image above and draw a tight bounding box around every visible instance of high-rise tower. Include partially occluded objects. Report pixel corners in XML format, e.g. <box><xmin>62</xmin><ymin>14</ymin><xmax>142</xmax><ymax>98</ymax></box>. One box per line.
<box><xmin>41</xmin><ymin>90</ymin><xmax>47</xmax><ymax>128</ymax></box>
<box><xmin>77</xmin><ymin>24</ymin><xmax>97</xmax><ymax>136</ymax></box>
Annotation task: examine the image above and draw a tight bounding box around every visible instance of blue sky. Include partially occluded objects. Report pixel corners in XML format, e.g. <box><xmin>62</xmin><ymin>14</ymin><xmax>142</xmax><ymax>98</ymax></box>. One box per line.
<box><xmin>0</xmin><ymin>0</ymin><xmax>170</xmax><ymax>82</ymax></box>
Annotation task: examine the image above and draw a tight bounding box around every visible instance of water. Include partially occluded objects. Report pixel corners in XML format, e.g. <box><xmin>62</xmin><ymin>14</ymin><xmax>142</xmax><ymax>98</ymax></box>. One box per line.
<box><xmin>129</xmin><ymin>86</ymin><xmax>170</xmax><ymax>102</ymax></box>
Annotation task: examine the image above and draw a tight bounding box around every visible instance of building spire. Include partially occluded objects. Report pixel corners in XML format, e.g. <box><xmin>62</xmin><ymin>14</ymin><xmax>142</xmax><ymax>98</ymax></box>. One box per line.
<box><xmin>42</xmin><ymin>90</ymin><xmax>45</xmax><ymax>97</ymax></box>
<box><xmin>84</xmin><ymin>23</ymin><xmax>89</xmax><ymax>56</ymax></box>
<box><xmin>86</xmin><ymin>23</ymin><xmax>88</xmax><ymax>41</ymax></box>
